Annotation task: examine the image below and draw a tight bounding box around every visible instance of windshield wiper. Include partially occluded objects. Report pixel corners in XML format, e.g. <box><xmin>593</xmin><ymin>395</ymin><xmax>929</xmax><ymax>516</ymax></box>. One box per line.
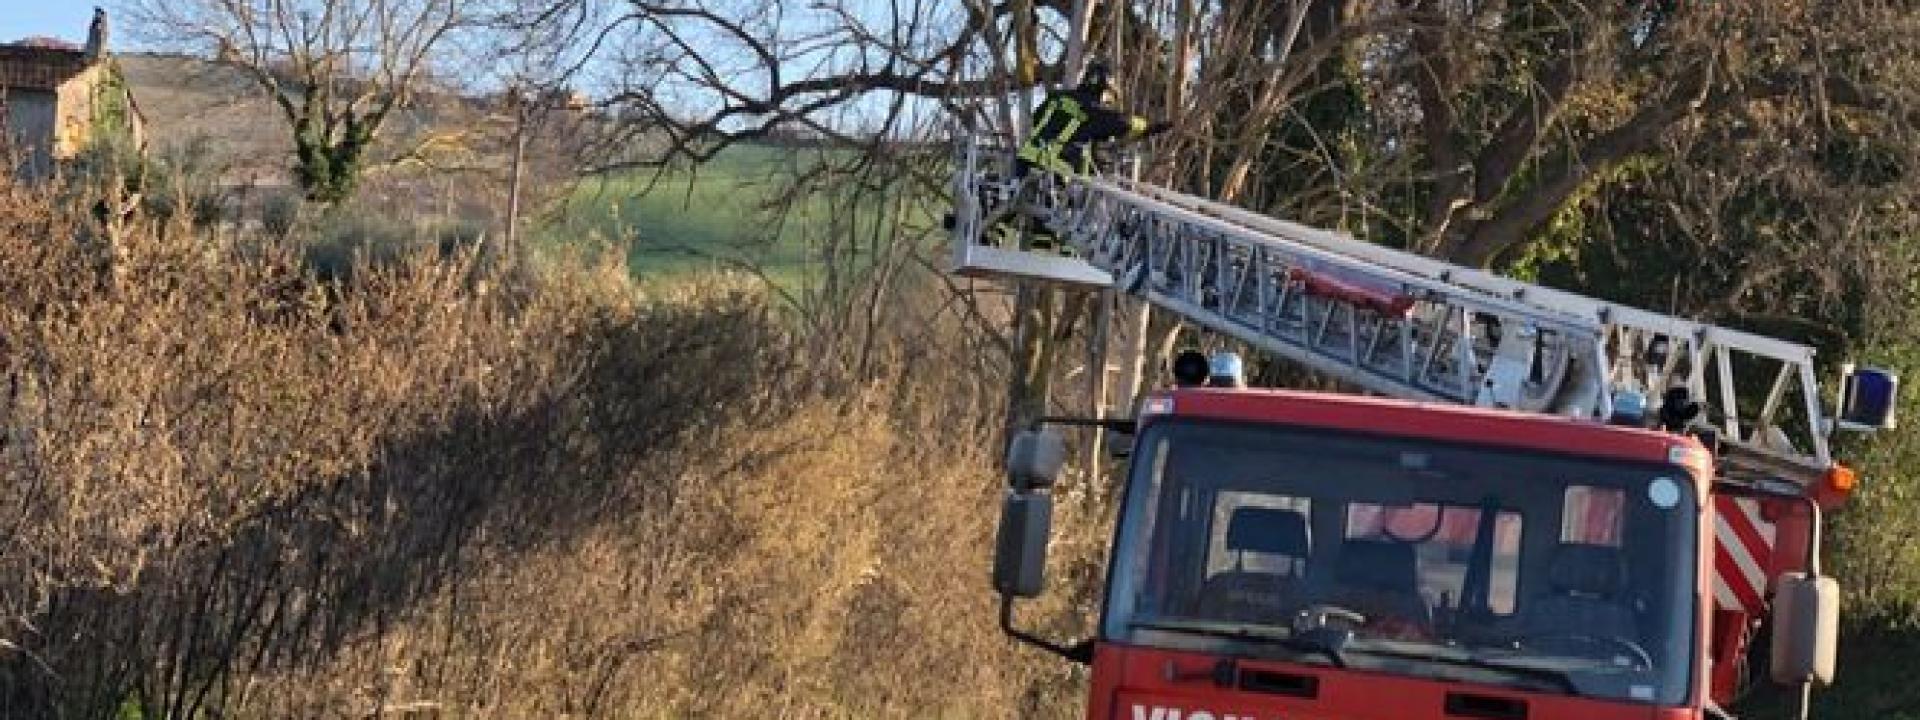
<box><xmin>1127</xmin><ymin>619</ymin><xmax>1347</xmax><ymax>668</ymax></box>
<box><xmin>1126</xmin><ymin>620</ymin><xmax>1586</xmax><ymax>694</ymax></box>
<box><xmin>1457</xmin><ymin>657</ymin><xmax>1583</xmax><ymax>696</ymax></box>
<box><xmin>1341</xmin><ymin>645</ymin><xmax>1582</xmax><ymax>696</ymax></box>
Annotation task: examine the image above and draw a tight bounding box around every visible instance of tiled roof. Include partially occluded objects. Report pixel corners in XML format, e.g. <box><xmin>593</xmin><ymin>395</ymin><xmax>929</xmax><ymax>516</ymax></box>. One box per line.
<box><xmin>13</xmin><ymin>37</ymin><xmax>80</xmax><ymax>51</ymax></box>
<box><xmin>0</xmin><ymin>45</ymin><xmax>96</xmax><ymax>91</ymax></box>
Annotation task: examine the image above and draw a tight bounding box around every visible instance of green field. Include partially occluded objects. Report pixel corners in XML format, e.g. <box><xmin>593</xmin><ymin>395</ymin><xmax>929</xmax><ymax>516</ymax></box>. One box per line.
<box><xmin>536</xmin><ymin>144</ymin><xmax>925</xmax><ymax>291</ymax></box>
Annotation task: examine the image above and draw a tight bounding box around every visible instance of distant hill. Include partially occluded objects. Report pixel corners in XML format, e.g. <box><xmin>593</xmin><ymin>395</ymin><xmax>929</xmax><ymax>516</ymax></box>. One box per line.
<box><xmin>117</xmin><ymin>52</ymin><xmax>507</xmax><ymax>194</ymax></box>
<box><xmin>118</xmin><ymin>53</ymin><xmax>294</xmax><ymax>186</ymax></box>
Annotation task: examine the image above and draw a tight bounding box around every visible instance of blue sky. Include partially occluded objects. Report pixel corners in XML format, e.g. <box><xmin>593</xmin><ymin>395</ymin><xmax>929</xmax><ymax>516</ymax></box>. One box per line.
<box><xmin>0</xmin><ymin>3</ymin><xmax>100</xmax><ymax>46</ymax></box>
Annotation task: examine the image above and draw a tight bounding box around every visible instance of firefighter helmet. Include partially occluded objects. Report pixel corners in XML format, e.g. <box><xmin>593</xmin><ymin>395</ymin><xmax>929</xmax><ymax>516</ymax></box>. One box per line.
<box><xmin>1079</xmin><ymin>60</ymin><xmax>1112</xmax><ymax>95</ymax></box>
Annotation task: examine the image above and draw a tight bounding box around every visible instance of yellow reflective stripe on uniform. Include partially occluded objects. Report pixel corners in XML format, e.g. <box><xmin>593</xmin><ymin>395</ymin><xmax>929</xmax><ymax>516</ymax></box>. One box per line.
<box><xmin>1019</xmin><ymin>98</ymin><xmax>1063</xmax><ymax>165</ymax></box>
<box><xmin>1030</xmin><ymin>101</ymin><xmax>1060</xmax><ymax>142</ymax></box>
<box><xmin>1019</xmin><ymin>95</ymin><xmax>1092</xmax><ymax>176</ymax></box>
<box><xmin>1056</xmin><ymin>116</ymin><xmax>1084</xmax><ymax>146</ymax></box>
<box><xmin>1127</xmin><ymin>116</ymin><xmax>1147</xmax><ymax>138</ymax></box>
<box><xmin>1022</xmin><ymin>146</ymin><xmax>1074</xmax><ymax>175</ymax></box>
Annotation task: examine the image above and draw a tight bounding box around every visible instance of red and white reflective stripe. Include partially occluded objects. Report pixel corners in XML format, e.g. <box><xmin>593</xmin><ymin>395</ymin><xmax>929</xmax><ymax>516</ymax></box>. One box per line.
<box><xmin>1713</xmin><ymin>496</ymin><xmax>1777</xmax><ymax>614</ymax></box>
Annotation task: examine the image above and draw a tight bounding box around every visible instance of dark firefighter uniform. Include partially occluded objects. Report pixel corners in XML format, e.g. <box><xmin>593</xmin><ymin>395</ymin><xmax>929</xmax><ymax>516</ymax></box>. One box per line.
<box><xmin>1016</xmin><ymin>63</ymin><xmax>1167</xmax><ymax>178</ymax></box>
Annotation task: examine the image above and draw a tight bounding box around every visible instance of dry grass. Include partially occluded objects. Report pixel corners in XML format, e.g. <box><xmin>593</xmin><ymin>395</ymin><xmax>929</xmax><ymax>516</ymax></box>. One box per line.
<box><xmin>0</xmin><ymin>173</ymin><xmax>1092</xmax><ymax>718</ymax></box>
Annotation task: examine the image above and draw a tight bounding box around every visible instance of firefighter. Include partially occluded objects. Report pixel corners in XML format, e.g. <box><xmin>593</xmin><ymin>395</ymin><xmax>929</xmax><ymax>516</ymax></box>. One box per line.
<box><xmin>1004</xmin><ymin>61</ymin><xmax>1168</xmax><ymax>250</ymax></box>
<box><xmin>1016</xmin><ymin>61</ymin><xmax>1169</xmax><ymax>179</ymax></box>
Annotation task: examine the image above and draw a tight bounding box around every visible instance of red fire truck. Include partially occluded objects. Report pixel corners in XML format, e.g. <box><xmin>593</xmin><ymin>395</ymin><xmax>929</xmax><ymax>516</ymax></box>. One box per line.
<box><xmin>949</xmin><ymin>137</ymin><xmax>1900</xmax><ymax>719</ymax></box>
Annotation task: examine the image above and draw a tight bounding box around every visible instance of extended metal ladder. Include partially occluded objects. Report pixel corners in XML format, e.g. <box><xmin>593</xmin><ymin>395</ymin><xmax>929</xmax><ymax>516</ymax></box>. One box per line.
<box><xmin>948</xmin><ymin>136</ymin><xmax>1845</xmax><ymax>486</ymax></box>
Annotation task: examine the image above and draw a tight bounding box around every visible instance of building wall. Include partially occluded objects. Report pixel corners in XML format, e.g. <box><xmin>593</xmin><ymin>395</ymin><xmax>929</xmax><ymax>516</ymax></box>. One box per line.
<box><xmin>52</xmin><ymin>64</ymin><xmax>104</xmax><ymax>159</ymax></box>
<box><xmin>3</xmin><ymin>87</ymin><xmax>56</xmax><ymax>178</ymax></box>
<box><xmin>5</xmin><ymin>61</ymin><xmax>143</xmax><ymax>180</ymax></box>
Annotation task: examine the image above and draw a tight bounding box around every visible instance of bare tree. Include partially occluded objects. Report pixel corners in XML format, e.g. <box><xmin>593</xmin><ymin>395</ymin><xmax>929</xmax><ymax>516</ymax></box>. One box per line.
<box><xmin>1232</xmin><ymin>0</ymin><xmax>1920</xmax><ymax>268</ymax></box>
<box><xmin>534</xmin><ymin>0</ymin><xmax>1073</xmax><ymax>172</ymax></box>
<box><xmin>516</xmin><ymin>0</ymin><xmax>1920</xmax><ymax>453</ymax></box>
<box><xmin>471</xmin><ymin>1</ymin><xmax>609</xmax><ymax>256</ymax></box>
<box><xmin>124</xmin><ymin>0</ymin><xmax>474</xmax><ymax>204</ymax></box>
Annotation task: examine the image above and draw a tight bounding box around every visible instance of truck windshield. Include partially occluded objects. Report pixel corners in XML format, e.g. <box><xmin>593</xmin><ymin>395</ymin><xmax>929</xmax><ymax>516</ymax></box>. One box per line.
<box><xmin>1102</xmin><ymin>418</ymin><xmax>1698</xmax><ymax>706</ymax></box>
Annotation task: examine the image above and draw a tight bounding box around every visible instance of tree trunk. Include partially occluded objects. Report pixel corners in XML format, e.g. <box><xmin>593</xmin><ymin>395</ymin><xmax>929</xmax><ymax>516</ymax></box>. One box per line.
<box><xmin>505</xmin><ymin>116</ymin><xmax>529</xmax><ymax>260</ymax></box>
<box><xmin>1085</xmin><ymin>291</ymin><xmax>1112</xmax><ymax>479</ymax></box>
<box><xmin>1111</xmin><ymin>294</ymin><xmax>1155</xmax><ymax>413</ymax></box>
<box><xmin>1004</xmin><ymin>284</ymin><xmax>1054</xmax><ymax>436</ymax></box>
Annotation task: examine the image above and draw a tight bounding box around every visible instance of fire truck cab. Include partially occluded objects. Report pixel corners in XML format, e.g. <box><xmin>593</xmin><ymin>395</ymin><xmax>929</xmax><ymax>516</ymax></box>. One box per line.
<box><xmin>1096</xmin><ymin>387</ymin><xmax>1712</xmax><ymax>719</ymax></box>
<box><xmin>993</xmin><ymin>356</ymin><xmax>1887</xmax><ymax>720</ymax></box>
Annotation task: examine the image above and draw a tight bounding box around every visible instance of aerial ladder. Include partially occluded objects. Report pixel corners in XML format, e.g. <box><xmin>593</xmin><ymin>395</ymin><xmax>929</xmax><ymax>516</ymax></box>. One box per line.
<box><xmin>947</xmin><ymin>134</ymin><xmax>1900</xmax><ymax>719</ymax></box>
<box><xmin>947</xmin><ymin>135</ymin><xmax>1888</xmax><ymax>493</ymax></box>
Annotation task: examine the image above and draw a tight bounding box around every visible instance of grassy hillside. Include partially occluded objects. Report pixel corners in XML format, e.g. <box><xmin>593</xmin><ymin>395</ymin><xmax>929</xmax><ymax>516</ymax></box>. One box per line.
<box><xmin>540</xmin><ymin>144</ymin><xmax>935</xmax><ymax>292</ymax></box>
<box><xmin>541</xmin><ymin>145</ymin><xmax>818</xmax><ymax>287</ymax></box>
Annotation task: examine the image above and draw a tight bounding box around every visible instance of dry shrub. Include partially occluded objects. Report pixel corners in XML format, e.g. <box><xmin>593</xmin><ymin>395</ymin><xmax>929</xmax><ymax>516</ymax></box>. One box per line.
<box><xmin>236</xmin><ymin>398</ymin><xmax>1080</xmax><ymax>719</ymax></box>
<box><xmin>0</xmin><ymin>175</ymin><xmax>1089</xmax><ymax>718</ymax></box>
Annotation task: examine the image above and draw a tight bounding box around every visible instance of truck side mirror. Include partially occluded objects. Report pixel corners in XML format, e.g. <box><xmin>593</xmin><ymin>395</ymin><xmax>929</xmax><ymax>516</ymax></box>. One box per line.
<box><xmin>992</xmin><ymin>491</ymin><xmax>1053</xmax><ymax>598</ymax></box>
<box><xmin>1770</xmin><ymin>572</ymin><xmax>1840</xmax><ymax>686</ymax></box>
<box><xmin>1007</xmin><ymin>429</ymin><xmax>1066</xmax><ymax>491</ymax></box>
<box><xmin>1838</xmin><ymin>364</ymin><xmax>1899</xmax><ymax>431</ymax></box>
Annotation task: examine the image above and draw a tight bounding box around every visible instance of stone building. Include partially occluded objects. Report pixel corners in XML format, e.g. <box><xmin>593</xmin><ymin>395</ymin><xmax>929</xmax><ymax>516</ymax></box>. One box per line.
<box><xmin>0</xmin><ymin>9</ymin><xmax>145</xmax><ymax>179</ymax></box>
